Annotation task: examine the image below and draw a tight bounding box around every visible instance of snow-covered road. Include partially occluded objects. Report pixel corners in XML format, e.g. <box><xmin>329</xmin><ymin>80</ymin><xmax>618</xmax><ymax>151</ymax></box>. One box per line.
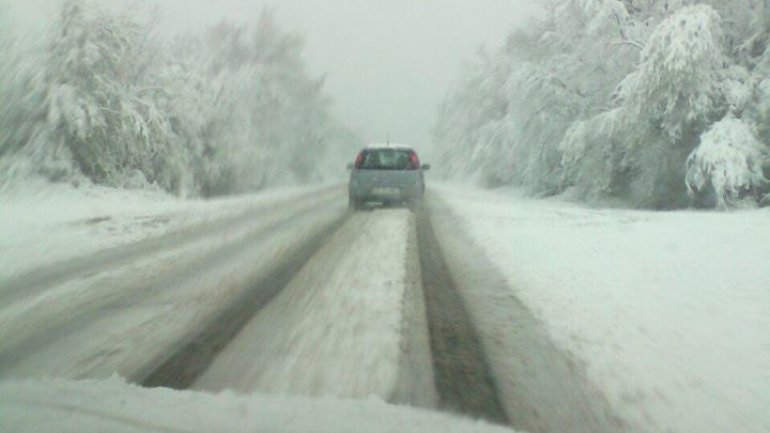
<box><xmin>193</xmin><ymin>209</ymin><xmax>436</xmax><ymax>408</ymax></box>
<box><xmin>1</xmin><ymin>182</ymin><xmax>767</xmax><ymax>433</ymax></box>
<box><xmin>0</xmin><ymin>184</ymin><xmax>520</xmax><ymax>433</ymax></box>
<box><xmin>0</xmin><ymin>186</ymin><xmax>348</xmax><ymax>381</ymax></box>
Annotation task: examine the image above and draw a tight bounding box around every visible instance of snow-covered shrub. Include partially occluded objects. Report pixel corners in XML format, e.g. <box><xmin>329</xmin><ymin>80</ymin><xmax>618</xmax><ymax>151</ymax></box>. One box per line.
<box><xmin>721</xmin><ymin>65</ymin><xmax>754</xmax><ymax>115</ymax></box>
<box><xmin>559</xmin><ymin>109</ymin><xmax>633</xmax><ymax>200</ymax></box>
<box><xmin>686</xmin><ymin>117</ymin><xmax>769</xmax><ymax>208</ymax></box>
<box><xmin>748</xmin><ymin>78</ymin><xmax>770</xmax><ymax>145</ymax></box>
<box><xmin>471</xmin><ymin>118</ymin><xmax>518</xmax><ymax>187</ymax></box>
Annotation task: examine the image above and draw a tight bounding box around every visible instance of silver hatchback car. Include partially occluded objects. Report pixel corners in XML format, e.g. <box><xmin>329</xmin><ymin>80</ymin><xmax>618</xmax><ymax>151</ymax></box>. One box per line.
<box><xmin>347</xmin><ymin>145</ymin><xmax>431</xmax><ymax>210</ymax></box>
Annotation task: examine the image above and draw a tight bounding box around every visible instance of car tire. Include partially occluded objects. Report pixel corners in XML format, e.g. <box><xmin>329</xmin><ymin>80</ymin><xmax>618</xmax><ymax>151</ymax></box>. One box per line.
<box><xmin>349</xmin><ymin>196</ymin><xmax>361</xmax><ymax>211</ymax></box>
<box><xmin>407</xmin><ymin>199</ymin><xmax>420</xmax><ymax>212</ymax></box>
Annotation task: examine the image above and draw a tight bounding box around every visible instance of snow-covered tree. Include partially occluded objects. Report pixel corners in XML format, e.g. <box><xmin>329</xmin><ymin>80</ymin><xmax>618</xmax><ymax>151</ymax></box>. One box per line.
<box><xmin>10</xmin><ymin>0</ymin><xmax>189</xmax><ymax>191</ymax></box>
<box><xmin>559</xmin><ymin>109</ymin><xmax>630</xmax><ymax>200</ymax></box>
<box><xmin>437</xmin><ymin>0</ymin><xmax>770</xmax><ymax>209</ymax></box>
<box><xmin>624</xmin><ymin>0</ymin><xmax>768</xmax><ymax>58</ymax></box>
<box><xmin>686</xmin><ymin>116</ymin><xmax>769</xmax><ymax>208</ymax></box>
<box><xmin>607</xmin><ymin>5</ymin><xmax>727</xmax><ymax>207</ymax></box>
<box><xmin>434</xmin><ymin>0</ymin><xmax>640</xmax><ymax>194</ymax></box>
<box><xmin>432</xmin><ymin>49</ymin><xmax>510</xmax><ymax>184</ymax></box>
<box><xmin>0</xmin><ymin>1</ymin><xmax>356</xmax><ymax>196</ymax></box>
<box><xmin>575</xmin><ymin>3</ymin><xmax>769</xmax><ymax>208</ymax></box>
<box><xmin>617</xmin><ymin>5</ymin><xmax>725</xmax><ymax>139</ymax></box>
<box><xmin>194</xmin><ymin>13</ymin><xmax>342</xmax><ymax>193</ymax></box>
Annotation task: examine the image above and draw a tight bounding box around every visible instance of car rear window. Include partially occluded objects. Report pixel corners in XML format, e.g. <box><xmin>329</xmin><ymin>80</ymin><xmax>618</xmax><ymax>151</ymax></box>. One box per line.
<box><xmin>358</xmin><ymin>149</ymin><xmax>418</xmax><ymax>170</ymax></box>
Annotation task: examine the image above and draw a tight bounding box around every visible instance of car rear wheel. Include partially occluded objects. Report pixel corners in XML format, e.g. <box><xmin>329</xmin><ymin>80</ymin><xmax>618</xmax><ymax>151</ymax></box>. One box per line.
<box><xmin>407</xmin><ymin>199</ymin><xmax>421</xmax><ymax>212</ymax></box>
<box><xmin>349</xmin><ymin>195</ymin><xmax>362</xmax><ymax>211</ymax></box>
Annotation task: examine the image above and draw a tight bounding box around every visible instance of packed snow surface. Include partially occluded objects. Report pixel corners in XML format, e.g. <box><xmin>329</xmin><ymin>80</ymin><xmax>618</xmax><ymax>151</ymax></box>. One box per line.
<box><xmin>0</xmin><ymin>183</ymin><xmax>502</xmax><ymax>432</ymax></box>
<box><xmin>0</xmin><ymin>377</ymin><xmax>515</xmax><ymax>433</ymax></box>
<box><xmin>2</xmin><ymin>181</ymin><xmax>768</xmax><ymax>433</ymax></box>
<box><xmin>195</xmin><ymin>209</ymin><xmax>436</xmax><ymax>407</ymax></box>
<box><xmin>434</xmin><ymin>184</ymin><xmax>770</xmax><ymax>433</ymax></box>
<box><xmin>0</xmin><ymin>182</ymin><xmax>348</xmax><ymax>381</ymax></box>
<box><xmin>0</xmin><ymin>181</ymin><xmax>333</xmax><ymax>279</ymax></box>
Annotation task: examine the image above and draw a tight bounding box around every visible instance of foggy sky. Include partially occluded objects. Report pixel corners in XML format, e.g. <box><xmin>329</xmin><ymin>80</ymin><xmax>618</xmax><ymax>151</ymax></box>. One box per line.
<box><xmin>3</xmin><ymin>0</ymin><xmax>540</xmax><ymax>155</ymax></box>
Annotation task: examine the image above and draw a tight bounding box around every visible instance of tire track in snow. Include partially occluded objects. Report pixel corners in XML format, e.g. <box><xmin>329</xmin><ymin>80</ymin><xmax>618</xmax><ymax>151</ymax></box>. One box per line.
<box><xmin>0</xmin><ymin>197</ymin><xmax>345</xmax><ymax>378</ymax></box>
<box><xmin>138</xmin><ymin>212</ymin><xmax>348</xmax><ymax>389</ymax></box>
<box><xmin>0</xmin><ymin>187</ymin><xmax>339</xmax><ymax>306</ymax></box>
<box><xmin>425</xmin><ymin>193</ymin><xmax>625</xmax><ymax>433</ymax></box>
<box><xmin>189</xmin><ymin>209</ymin><xmax>436</xmax><ymax>408</ymax></box>
<box><xmin>415</xmin><ymin>203</ymin><xmax>509</xmax><ymax>425</ymax></box>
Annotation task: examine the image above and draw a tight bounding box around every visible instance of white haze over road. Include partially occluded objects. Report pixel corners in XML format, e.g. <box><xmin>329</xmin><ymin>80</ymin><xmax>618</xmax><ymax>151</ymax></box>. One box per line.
<box><xmin>3</xmin><ymin>0</ymin><xmax>540</xmax><ymax>156</ymax></box>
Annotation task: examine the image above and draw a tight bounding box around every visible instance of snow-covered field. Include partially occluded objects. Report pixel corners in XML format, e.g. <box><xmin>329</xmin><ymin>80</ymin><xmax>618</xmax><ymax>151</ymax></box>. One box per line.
<box><xmin>433</xmin><ymin>184</ymin><xmax>770</xmax><ymax>433</ymax></box>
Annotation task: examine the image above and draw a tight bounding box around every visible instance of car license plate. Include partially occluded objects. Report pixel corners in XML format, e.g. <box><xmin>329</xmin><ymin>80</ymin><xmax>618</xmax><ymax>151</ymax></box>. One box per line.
<box><xmin>372</xmin><ymin>187</ymin><xmax>399</xmax><ymax>195</ymax></box>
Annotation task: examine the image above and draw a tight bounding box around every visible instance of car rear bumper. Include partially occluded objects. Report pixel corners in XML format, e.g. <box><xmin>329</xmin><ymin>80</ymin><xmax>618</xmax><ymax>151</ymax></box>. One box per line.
<box><xmin>349</xmin><ymin>184</ymin><xmax>423</xmax><ymax>203</ymax></box>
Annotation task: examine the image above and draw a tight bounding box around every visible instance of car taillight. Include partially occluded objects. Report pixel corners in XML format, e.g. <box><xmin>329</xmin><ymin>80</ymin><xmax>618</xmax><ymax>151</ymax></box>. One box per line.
<box><xmin>354</xmin><ymin>152</ymin><xmax>365</xmax><ymax>169</ymax></box>
<box><xmin>410</xmin><ymin>152</ymin><xmax>420</xmax><ymax>169</ymax></box>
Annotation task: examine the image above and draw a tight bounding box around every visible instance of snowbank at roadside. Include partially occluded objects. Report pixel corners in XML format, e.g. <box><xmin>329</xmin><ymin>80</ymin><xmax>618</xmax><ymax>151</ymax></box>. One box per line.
<box><xmin>0</xmin><ymin>181</ymin><xmax>333</xmax><ymax>279</ymax></box>
<box><xmin>434</xmin><ymin>184</ymin><xmax>770</xmax><ymax>433</ymax></box>
<box><xmin>0</xmin><ymin>377</ymin><xmax>516</xmax><ymax>433</ymax></box>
